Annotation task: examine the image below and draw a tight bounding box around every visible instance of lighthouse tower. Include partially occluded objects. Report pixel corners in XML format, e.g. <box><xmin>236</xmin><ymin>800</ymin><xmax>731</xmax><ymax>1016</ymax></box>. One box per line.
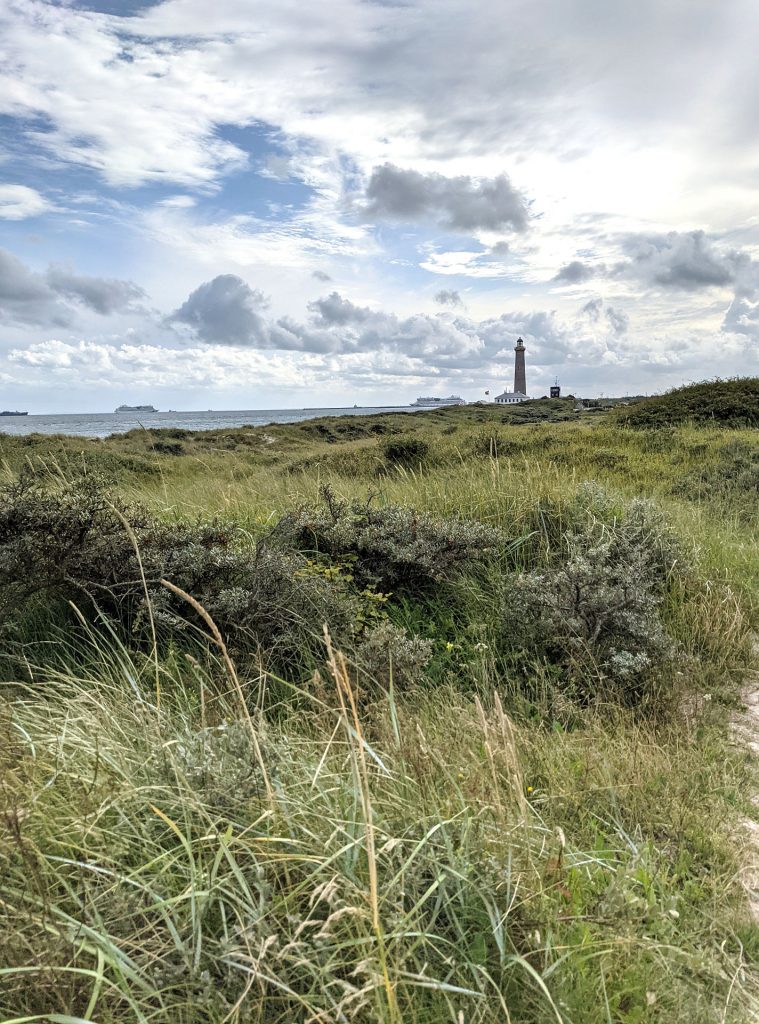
<box><xmin>514</xmin><ymin>337</ymin><xmax>526</xmax><ymax>396</ymax></box>
<box><xmin>493</xmin><ymin>337</ymin><xmax>529</xmax><ymax>404</ymax></box>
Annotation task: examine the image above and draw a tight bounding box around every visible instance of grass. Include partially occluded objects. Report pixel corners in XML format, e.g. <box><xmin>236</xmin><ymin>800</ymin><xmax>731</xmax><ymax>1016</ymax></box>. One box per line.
<box><xmin>614</xmin><ymin>378</ymin><xmax>759</xmax><ymax>429</ymax></box>
<box><xmin>1</xmin><ymin>393</ymin><xmax>759</xmax><ymax>1021</ymax></box>
<box><xmin>2</xmin><ymin>642</ymin><xmax>757</xmax><ymax>1022</ymax></box>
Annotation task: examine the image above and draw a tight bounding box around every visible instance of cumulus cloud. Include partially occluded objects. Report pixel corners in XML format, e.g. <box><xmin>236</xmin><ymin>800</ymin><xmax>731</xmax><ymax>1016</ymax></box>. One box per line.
<box><xmin>168</xmin><ymin>276</ymin><xmax>590</xmax><ymax>371</ymax></box>
<box><xmin>554</xmin><ymin>260</ymin><xmax>596</xmax><ymax>285</ymax></box>
<box><xmin>434</xmin><ymin>289</ymin><xmax>464</xmax><ymax>308</ymax></box>
<box><xmin>0</xmin><ymin>247</ymin><xmax>150</xmax><ymax>327</ymax></box>
<box><xmin>579</xmin><ymin>297</ymin><xmax>627</xmax><ymax>335</ymax></box>
<box><xmin>169</xmin><ymin>275</ymin><xmax>270</xmax><ymax>345</ymax></box>
<box><xmin>616</xmin><ymin>230</ymin><xmax>747</xmax><ymax>291</ymax></box>
<box><xmin>46</xmin><ymin>265</ymin><xmax>146</xmax><ymax>315</ymax></box>
<box><xmin>0</xmin><ymin>248</ymin><xmax>70</xmax><ymax>326</ymax></box>
<box><xmin>0</xmin><ymin>184</ymin><xmax>51</xmax><ymax>220</ymax></box>
<box><xmin>361</xmin><ymin>164</ymin><xmax>529</xmax><ymax>233</ymax></box>
<box><xmin>308</xmin><ymin>291</ymin><xmax>373</xmax><ymax>325</ymax></box>
<box><xmin>489</xmin><ymin>242</ymin><xmax>510</xmax><ymax>257</ymax></box>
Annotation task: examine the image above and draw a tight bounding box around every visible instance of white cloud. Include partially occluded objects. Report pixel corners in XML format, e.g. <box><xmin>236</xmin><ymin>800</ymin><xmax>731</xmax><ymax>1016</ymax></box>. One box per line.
<box><xmin>2</xmin><ymin>1</ymin><xmax>759</xmax><ymax>402</ymax></box>
<box><xmin>0</xmin><ymin>184</ymin><xmax>51</xmax><ymax>220</ymax></box>
<box><xmin>419</xmin><ymin>249</ymin><xmax>512</xmax><ymax>278</ymax></box>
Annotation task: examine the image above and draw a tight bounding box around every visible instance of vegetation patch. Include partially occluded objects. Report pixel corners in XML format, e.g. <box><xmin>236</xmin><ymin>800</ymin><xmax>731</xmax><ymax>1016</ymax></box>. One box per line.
<box><xmin>273</xmin><ymin>484</ymin><xmax>502</xmax><ymax>594</ymax></box>
<box><xmin>1</xmin><ymin>391</ymin><xmax>759</xmax><ymax>1022</ymax></box>
<box><xmin>616</xmin><ymin>378</ymin><xmax>759</xmax><ymax>428</ymax></box>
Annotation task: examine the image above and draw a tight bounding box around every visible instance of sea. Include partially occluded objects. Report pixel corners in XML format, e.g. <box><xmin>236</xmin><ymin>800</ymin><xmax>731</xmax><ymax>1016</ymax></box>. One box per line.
<box><xmin>0</xmin><ymin>406</ymin><xmax>418</xmax><ymax>439</ymax></box>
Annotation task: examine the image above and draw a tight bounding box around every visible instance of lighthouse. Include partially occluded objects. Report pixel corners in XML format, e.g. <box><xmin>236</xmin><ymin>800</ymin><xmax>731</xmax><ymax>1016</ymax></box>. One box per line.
<box><xmin>493</xmin><ymin>337</ymin><xmax>529</xmax><ymax>404</ymax></box>
<box><xmin>513</xmin><ymin>337</ymin><xmax>526</xmax><ymax>396</ymax></box>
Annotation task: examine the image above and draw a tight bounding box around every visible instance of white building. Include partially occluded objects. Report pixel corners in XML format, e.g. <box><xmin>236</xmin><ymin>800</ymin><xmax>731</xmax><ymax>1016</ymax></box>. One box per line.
<box><xmin>494</xmin><ymin>391</ymin><xmax>528</xmax><ymax>404</ymax></box>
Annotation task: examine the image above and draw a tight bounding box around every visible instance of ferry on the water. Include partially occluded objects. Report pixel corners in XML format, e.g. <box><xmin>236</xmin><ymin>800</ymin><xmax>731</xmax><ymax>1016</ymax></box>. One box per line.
<box><xmin>410</xmin><ymin>395</ymin><xmax>466</xmax><ymax>407</ymax></box>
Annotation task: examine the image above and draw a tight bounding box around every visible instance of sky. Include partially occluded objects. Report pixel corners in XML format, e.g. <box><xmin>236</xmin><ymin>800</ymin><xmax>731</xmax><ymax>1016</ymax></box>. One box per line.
<box><xmin>1</xmin><ymin>0</ymin><xmax>759</xmax><ymax>412</ymax></box>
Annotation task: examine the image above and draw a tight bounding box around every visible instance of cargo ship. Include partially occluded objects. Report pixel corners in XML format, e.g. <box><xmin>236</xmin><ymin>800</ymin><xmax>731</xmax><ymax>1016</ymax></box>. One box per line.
<box><xmin>0</xmin><ymin>410</ymin><xmax>28</xmax><ymax>416</ymax></box>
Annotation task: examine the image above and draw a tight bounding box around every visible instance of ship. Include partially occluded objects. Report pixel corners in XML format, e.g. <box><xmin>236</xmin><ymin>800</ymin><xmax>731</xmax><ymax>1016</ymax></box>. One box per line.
<box><xmin>410</xmin><ymin>395</ymin><xmax>466</xmax><ymax>408</ymax></box>
<box><xmin>115</xmin><ymin>404</ymin><xmax>158</xmax><ymax>413</ymax></box>
<box><xmin>0</xmin><ymin>410</ymin><xmax>28</xmax><ymax>416</ymax></box>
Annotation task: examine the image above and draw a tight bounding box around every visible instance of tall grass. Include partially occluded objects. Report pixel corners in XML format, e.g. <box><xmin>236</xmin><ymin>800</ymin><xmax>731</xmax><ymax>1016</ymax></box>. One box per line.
<box><xmin>2</xmin><ymin>633</ymin><xmax>757</xmax><ymax>1022</ymax></box>
<box><xmin>2</xmin><ymin>408</ymin><xmax>759</xmax><ymax>1021</ymax></box>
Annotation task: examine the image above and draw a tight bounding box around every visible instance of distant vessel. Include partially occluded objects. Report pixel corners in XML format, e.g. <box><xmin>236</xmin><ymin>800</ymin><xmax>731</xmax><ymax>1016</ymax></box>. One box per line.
<box><xmin>0</xmin><ymin>410</ymin><xmax>28</xmax><ymax>416</ymax></box>
<box><xmin>115</xmin><ymin>404</ymin><xmax>158</xmax><ymax>413</ymax></box>
<box><xmin>411</xmin><ymin>395</ymin><xmax>466</xmax><ymax>408</ymax></box>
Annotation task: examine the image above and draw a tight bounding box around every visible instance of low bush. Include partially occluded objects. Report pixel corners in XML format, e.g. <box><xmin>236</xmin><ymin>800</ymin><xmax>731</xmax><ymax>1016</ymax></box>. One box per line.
<box><xmin>381</xmin><ymin>436</ymin><xmax>430</xmax><ymax>466</ymax></box>
<box><xmin>354</xmin><ymin>618</ymin><xmax>433</xmax><ymax>686</ymax></box>
<box><xmin>468</xmin><ymin>428</ymin><xmax>505</xmax><ymax>458</ymax></box>
<box><xmin>501</xmin><ymin>488</ymin><xmax>686</xmax><ymax>700</ymax></box>
<box><xmin>0</xmin><ymin>472</ymin><xmax>381</xmax><ymax>677</ymax></box>
<box><xmin>708</xmin><ymin>439</ymin><xmax>758</xmax><ymax>492</ymax></box>
<box><xmin>151</xmin><ymin>439</ymin><xmax>185</xmax><ymax>455</ymax></box>
<box><xmin>0</xmin><ymin>471</ymin><xmax>444</xmax><ymax>688</ymax></box>
<box><xmin>273</xmin><ymin>485</ymin><xmax>503</xmax><ymax>594</ymax></box>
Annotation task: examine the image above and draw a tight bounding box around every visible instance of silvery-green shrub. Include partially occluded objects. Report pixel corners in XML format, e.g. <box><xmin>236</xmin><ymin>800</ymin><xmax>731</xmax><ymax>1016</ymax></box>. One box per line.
<box><xmin>273</xmin><ymin>486</ymin><xmax>502</xmax><ymax>594</ymax></box>
<box><xmin>503</xmin><ymin>488</ymin><xmax>684</xmax><ymax>695</ymax></box>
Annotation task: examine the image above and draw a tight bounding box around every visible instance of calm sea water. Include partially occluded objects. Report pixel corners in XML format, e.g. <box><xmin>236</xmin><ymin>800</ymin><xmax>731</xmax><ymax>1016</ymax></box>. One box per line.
<box><xmin>0</xmin><ymin>406</ymin><xmax>417</xmax><ymax>439</ymax></box>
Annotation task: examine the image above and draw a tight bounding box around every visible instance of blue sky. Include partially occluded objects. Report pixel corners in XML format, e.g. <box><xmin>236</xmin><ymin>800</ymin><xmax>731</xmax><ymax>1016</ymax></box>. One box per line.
<box><xmin>1</xmin><ymin>0</ymin><xmax>759</xmax><ymax>412</ymax></box>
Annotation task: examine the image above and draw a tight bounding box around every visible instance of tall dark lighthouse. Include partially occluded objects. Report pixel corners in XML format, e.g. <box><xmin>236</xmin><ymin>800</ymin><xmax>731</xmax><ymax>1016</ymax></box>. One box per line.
<box><xmin>514</xmin><ymin>337</ymin><xmax>526</xmax><ymax>396</ymax></box>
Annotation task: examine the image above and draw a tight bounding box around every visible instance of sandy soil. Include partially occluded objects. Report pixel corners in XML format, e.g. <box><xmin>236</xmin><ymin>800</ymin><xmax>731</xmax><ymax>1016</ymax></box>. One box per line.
<box><xmin>732</xmin><ymin>683</ymin><xmax>759</xmax><ymax>922</ymax></box>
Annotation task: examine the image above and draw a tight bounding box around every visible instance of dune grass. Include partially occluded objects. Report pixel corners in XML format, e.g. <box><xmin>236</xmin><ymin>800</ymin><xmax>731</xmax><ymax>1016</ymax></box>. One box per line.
<box><xmin>1</xmin><ymin>400</ymin><xmax>759</xmax><ymax>1021</ymax></box>
<box><xmin>2</xmin><ymin>635</ymin><xmax>757</xmax><ymax>1023</ymax></box>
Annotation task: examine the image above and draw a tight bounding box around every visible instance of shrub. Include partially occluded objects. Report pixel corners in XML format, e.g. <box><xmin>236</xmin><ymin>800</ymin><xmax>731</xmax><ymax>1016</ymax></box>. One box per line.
<box><xmin>590</xmin><ymin>446</ymin><xmax>627</xmax><ymax>469</ymax></box>
<box><xmin>0</xmin><ymin>469</ymin><xmax>145</xmax><ymax>620</ymax></box>
<box><xmin>151</xmin><ymin>440</ymin><xmax>184</xmax><ymax>455</ymax></box>
<box><xmin>705</xmin><ymin>439</ymin><xmax>759</xmax><ymax>494</ymax></box>
<box><xmin>671</xmin><ymin>438</ymin><xmax>759</xmax><ymax>511</ymax></box>
<box><xmin>148</xmin><ymin>543</ymin><xmax>363</xmax><ymax>672</ymax></box>
<box><xmin>273</xmin><ymin>486</ymin><xmax>503</xmax><ymax>594</ymax></box>
<box><xmin>355</xmin><ymin>619</ymin><xmax>433</xmax><ymax>687</ymax></box>
<box><xmin>166</xmin><ymin>720</ymin><xmax>273</xmax><ymax>814</ymax></box>
<box><xmin>468</xmin><ymin>428</ymin><xmax>505</xmax><ymax>458</ymax></box>
<box><xmin>0</xmin><ymin>472</ymin><xmax>362</xmax><ymax>675</ymax></box>
<box><xmin>151</xmin><ymin>427</ymin><xmax>190</xmax><ymax>440</ymax></box>
<box><xmin>382</xmin><ymin>436</ymin><xmax>430</xmax><ymax>466</ymax></box>
<box><xmin>501</xmin><ymin>489</ymin><xmax>685</xmax><ymax>699</ymax></box>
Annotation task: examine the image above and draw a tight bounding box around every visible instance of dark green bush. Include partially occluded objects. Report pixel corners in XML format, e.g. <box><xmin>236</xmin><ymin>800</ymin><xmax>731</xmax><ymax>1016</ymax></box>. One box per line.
<box><xmin>273</xmin><ymin>486</ymin><xmax>502</xmax><ymax>594</ymax></box>
<box><xmin>149</xmin><ymin>427</ymin><xmax>190</xmax><ymax>441</ymax></box>
<box><xmin>382</xmin><ymin>437</ymin><xmax>430</xmax><ymax>466</ymax></box>
<box><xmin>590</xmin><ymin>447</ymin><xmax>628</xmax><ymax>469</ymax></box>
<box><xmin>468</xmin><ymin>429</ymin><xmax>504</xmax><ymax>458</ymax></box>
<box><xmin>0</xmin><ymin>472</ymin><xmax>361</xmax><ymax>675</ymax></box>
<box><xmin>0</xmin><ymin>472</ymin><xmax>449</xmax><ymax>683</ymax></box>
<box><xmin>0</xmin><ymin>472</ymin><xmax>694</xmax><ymax>704</ymax></box>
<box><xmin>151</xmin><ymin>440</ymin><xmax>185</xmax><ymax>455</ymax></box>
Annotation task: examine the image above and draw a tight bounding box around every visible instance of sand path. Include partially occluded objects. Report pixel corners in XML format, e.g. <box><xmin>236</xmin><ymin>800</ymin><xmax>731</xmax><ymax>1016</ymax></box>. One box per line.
<box><xmin>733</xmin><ymin>680</ymin><xmax>759</xmax><ymax>922</ymax></box>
